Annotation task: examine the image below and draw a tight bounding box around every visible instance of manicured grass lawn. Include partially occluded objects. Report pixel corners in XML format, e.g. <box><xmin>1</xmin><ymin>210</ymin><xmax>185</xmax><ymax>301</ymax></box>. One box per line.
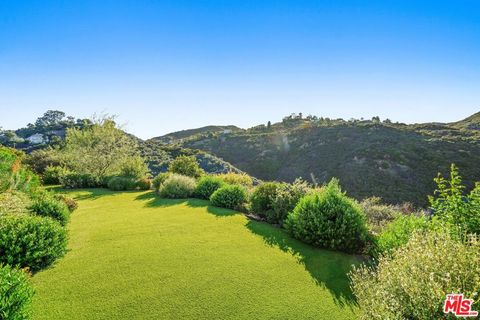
<box><xmin>32</xmin><ymin>189</ymin><xmax>361</xmax><ymax>319</ymax></box>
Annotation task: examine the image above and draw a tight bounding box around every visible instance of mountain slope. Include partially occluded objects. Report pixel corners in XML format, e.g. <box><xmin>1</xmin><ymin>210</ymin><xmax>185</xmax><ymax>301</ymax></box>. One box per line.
<box><xmin>169</xmin><ymin>114</ymin><xmax>480</xmax><ymax>206</ymax></box>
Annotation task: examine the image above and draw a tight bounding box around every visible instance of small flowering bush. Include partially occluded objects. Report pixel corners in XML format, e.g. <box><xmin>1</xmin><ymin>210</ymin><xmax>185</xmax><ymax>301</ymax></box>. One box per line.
<box><xmin>350</xmin><ymin>231</ymin><xmax>480</xmax><ymax>320</ymax></box>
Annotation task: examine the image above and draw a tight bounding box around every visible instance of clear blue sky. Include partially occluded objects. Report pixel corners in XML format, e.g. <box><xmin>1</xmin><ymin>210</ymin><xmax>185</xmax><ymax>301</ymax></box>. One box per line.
<box><xmin>0</xmin><ymin>0</ymin><xmax>479</xmax><ymax>139</ymax></box>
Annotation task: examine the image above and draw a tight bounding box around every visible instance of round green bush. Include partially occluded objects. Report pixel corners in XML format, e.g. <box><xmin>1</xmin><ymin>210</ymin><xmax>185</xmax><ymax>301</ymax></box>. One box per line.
<box><xmin>271</xmin><ymin>179</ymin><xmax>310</xmax><ymax>225</ymax></box>
<box><xmin>286</xmin><ymin>179</ymin><xmax>369</xmax><ymax>253</ymax></box>
<box><xmin>29</xmin><ymin>194</ymin><xmax>70</xmax><ymax>226</ymax></box>
<box><xmin>194</xmin><ymin>175</ymin><xmax>225</xmax><ymax>199</ymax></box>
<box><xmin>0</xmin><ymin>215</ymin><xmax>68</xmax><ymax>272</ymax></box>
<box><xmin>159</xmin><ymin>174</ymin><xmax>196</xmax><ymax>199</ymax></box>
<box><xmin>0</xmin><ymin>264</ymin><xmax>34</xmax><ymax>320</ymax></box>
<box><xmin>250</xmin><ymin>182</ymin><xmax>281</xmax><ymax>218</ymax></box>
<box><xmin>350</xmin><ymin>231</ymin><xmax>480</xmax><ymax>320</ymax></box>
<box><xmin>210</xmin><ymin>184</ymin><xmax>248</xmax><ymax>210</ymax></box>
<box><xmin>152</xmin><ymin>172</ymin><xmax>171</xmax><ymax>192</ymax></box>
<box><xmin>107</xmin><ymin>176</ymin><xmax>137</xmax><ymax>191</ymax></box>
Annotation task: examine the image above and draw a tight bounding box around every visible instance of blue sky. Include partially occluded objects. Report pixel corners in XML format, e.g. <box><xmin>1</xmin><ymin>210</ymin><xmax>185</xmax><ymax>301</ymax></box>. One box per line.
<box><xmin>0</xmin><ymin>0</ymin><xmax>479</xmax><ymax>139</ymax></box>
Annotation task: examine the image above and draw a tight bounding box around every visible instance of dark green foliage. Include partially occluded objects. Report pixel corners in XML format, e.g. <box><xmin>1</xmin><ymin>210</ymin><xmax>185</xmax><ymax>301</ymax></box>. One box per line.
<box><xmin>152</xmin><ymin>172</ymin><xmax>171</xmax><ymax>192</ymax></box>
<box><xmin>286</xmin><ymin>179</ymin><xmax>370</xmax><ymax>253</ymax></box>
<box><xmin>178</xmin><ymin>116</ymin><xmax>480</xmax><ymax>207</ymax></box>
<box><xmin>210</xmin><ymin>184</ymin><xmax>248</xmax><ymax>210</ymax></box>
<box><xmin>429</xmin><ymin>164</ymin><xmax>480</xmax><ymax>234</ymax></box>
<box><xmin>60</xmin><ymin>173</ymin><xmax>101</xmax><ymax>188</ymax></box>
<box><xmin>159</xmin><ymin>174</ymin><xmax>196</xmax><ymax>198</ymax></box>
<box><xmin>29</xmin><ymin>194</ymin><xmax>70</xmax><ymax>226</ymax></box>
<box><xmin>376</xmin><ymin>215</ymin><xmax>430</xmax><ymax>257</ymax></box>
<box><xmin>0</xmin><ymin>264</ymin><xmax>34</xmax><ymax>320</ymax></box>
<box><xmin>168</xmin><ymin>155</ymin><xmax>205</xmax><ymax>178</ymax></box>
<box><xmin>0</xmin><ymin>215</ymin><xmax>68</xmax><ymax>272</ymax></box>
<box><xmin>271</xmin><ymin>179</ymin><xmax>310</xmax><ymax>224</ymax></box>
<box><xmin>42</xmin><ymin>165</ymin><xmax>69</xmax><ymax>185</ymax></box>
<box><xmin>250</xmin><ymin>182</ymin><xmax>281</xmax><ymax>219</ymax></box>
<box><xmin>194</xmin><ymin>175</ymin><xmax>225</xmax><ymax>199</ymax></box>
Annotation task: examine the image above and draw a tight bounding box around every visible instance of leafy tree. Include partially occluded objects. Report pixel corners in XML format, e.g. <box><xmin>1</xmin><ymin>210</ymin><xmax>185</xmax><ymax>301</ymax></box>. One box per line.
<box><xmin>429</xmin><ymin>164</ymin><xmax>480</xmax><ymax>235</ymax></box>
<box><xmin>60</xmin><ymin>117</ymin><xmax>143</xmax><ymax>180</ymax></box>
<box><xmin>35</xmin><ymin>110</ymin><xmax>66</xmax><ymax>128</ymax></box>
<box><xmin>168</xmin><ymin>155</ymin><xmax>204</xmax><ymax>178</ymax></box>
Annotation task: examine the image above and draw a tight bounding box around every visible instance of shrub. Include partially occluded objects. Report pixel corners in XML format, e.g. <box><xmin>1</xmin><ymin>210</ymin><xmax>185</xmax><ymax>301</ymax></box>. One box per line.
<box><xmin>216</xmin><ymin>172</ymin><xmax>253</xmax><ymax>187</ymax></box>
<box><xmin>271</xmin><ymin>179</ymin><xmax>310</xmax><ymax>224</ymax></box>
<box><xmin>210</xmin><ymin>184</ymin><xmax>248</xmax><ymax>210</ymax></box>
<box><xmin>119</xmin><ymin>156</ymin><xmax>149</xmax><ymax>179</ymax></box>
<box><xmin>376</xmin><ymin>215</ymin><xmax>430</xmax><ymax>257</ymax></box>
<box><xmin>250</xmin><ymin>182</ymin><xmax>281</xmax><ymax>219</ymax></box>
<box><xmin>42</xmin><ymin>165</ymin><xmax>69</xmax><ymax>185</ymax></box>
<box><xmin>350</xmin><ymin>231</ymin><xmax>480</xmax><ymax>320</ymax></box>
<box><xmin>60</xmin><ymin>172</ymin><xmax>101</xmax><ymax>188</ymax></box>
<box><xmin>53</xmin><ymin>194</ymin><xmax>78</xmax><ymax>212</ymax></box>
<box><xmin>429</xmin><ymin>164</ymin><xmax>480</xmax><ymax>235</ymax></box>
<box><xmin>285</xmin><ymin>179</ymin><xmax>369</xmax><ymax>253</ymax></box>
<box><xmin>152</xmin><ymin>172</ymin><xmax>171</xmax><ymax>192</ymax></box>
<box><xmin>195</xmin><ymin>175</ymin><xmax>225</xmax><ymax>199</ymax></box>
<box><xmin>107</xmin><ymin>176</ymin><xmax>137</xmax><ymax>191</ymax></box>
<box><xmin>29</xmin><ymin>194</ymin><xmax>70</xmax><ymax>226</ymax></box>
<box><xmin>168</xmin><ymin>155</ymin><xmax>204</xmax><ymax>178</ymax></box>
<box><xmin>0</xmin><ymin>191</ymin><xmax>31</xmax><ymax>216</ymax></box>
<box><xmin>135</xmin><ymin>178</ymin><xmax>151</xmax><ymax>190</ymax></box>
<box><xmin>0</xmin><ymin>146</ymin><xmax>40</xmax><ymax>194</ymax></box>
<box><xmin>0</xmin><ymin>215</ymin><xmax>68</xmax><ymax>272</ymax></box>
<box><xmin>159</xmin><ymin>174</ymin><xmax>196</xmax><ymax>198</ymax></box>
<box><xmin>0</xmin><ymin>264</ymin><xmax>34</xmax><ymax>320</ymax></box>
<box><xmin>360</xmin><ymin>197</ymin><xmax>400</xmax><ymax>233</ymax></box>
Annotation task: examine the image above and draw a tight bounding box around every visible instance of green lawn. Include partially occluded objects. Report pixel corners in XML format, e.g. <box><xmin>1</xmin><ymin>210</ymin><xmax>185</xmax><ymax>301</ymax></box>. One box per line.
<box><xmin>32</xmin><ymin>189</ymin><xmax>361</xmax><ymax>319</ymax></box>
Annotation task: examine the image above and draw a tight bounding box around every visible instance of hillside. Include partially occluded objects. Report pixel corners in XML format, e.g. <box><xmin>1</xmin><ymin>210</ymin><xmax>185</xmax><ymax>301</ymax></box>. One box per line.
<box><xmin>152</xmin><ymin>113</ymin><xmax>480</xmax><ymax>206</ymax></box>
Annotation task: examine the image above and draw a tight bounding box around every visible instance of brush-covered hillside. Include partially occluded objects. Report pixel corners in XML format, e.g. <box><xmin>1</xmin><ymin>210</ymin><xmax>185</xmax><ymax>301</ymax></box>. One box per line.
<box><xmin>151</xmin><ymin>113</ymin><xmax>480</xmax><ymax>206</ymax></box>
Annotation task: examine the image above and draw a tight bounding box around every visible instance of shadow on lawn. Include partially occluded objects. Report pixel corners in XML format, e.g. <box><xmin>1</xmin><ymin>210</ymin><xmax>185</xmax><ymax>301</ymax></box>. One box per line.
<box><xmin>134</xmin><ymin>191</ymin><xmax>359</xmax><ymax>308</ymax></box>
<box><xmin>134</xmin><ymin>192</ymin><xmax>238</xmax><ymax>217</ymax></box>
<box><xmin>245</xmin><ymin>220</ymin><xmax>359</xmax><ymax>308</ymax></box>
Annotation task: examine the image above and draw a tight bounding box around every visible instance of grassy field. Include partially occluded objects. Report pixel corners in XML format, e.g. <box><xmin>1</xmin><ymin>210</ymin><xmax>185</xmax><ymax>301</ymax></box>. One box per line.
<box><xmin>32</xmin><ymin>189</ymin><xmax>361</xmax><ymax>319</ymax></box>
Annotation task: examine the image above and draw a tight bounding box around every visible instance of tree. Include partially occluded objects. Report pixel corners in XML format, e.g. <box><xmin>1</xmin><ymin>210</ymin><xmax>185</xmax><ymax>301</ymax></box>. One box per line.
<box><xmin>267</xmin><ymin>121</ymin><xmax>271</xmax><ymax>129</ymax></box>
<box><xmin>168</xmin><ymin>155</ymin><xmax>204</xmax><ymax>178</ymax></box>
<box><xmin>60</xmin><ymin>117</ymin><xmax>144</xmax><ymax>179</ymax></box>
<box><xmin>35</xmin><ymin>110</ymin><xmax>66</xmax><ymax>128</ymax></box>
